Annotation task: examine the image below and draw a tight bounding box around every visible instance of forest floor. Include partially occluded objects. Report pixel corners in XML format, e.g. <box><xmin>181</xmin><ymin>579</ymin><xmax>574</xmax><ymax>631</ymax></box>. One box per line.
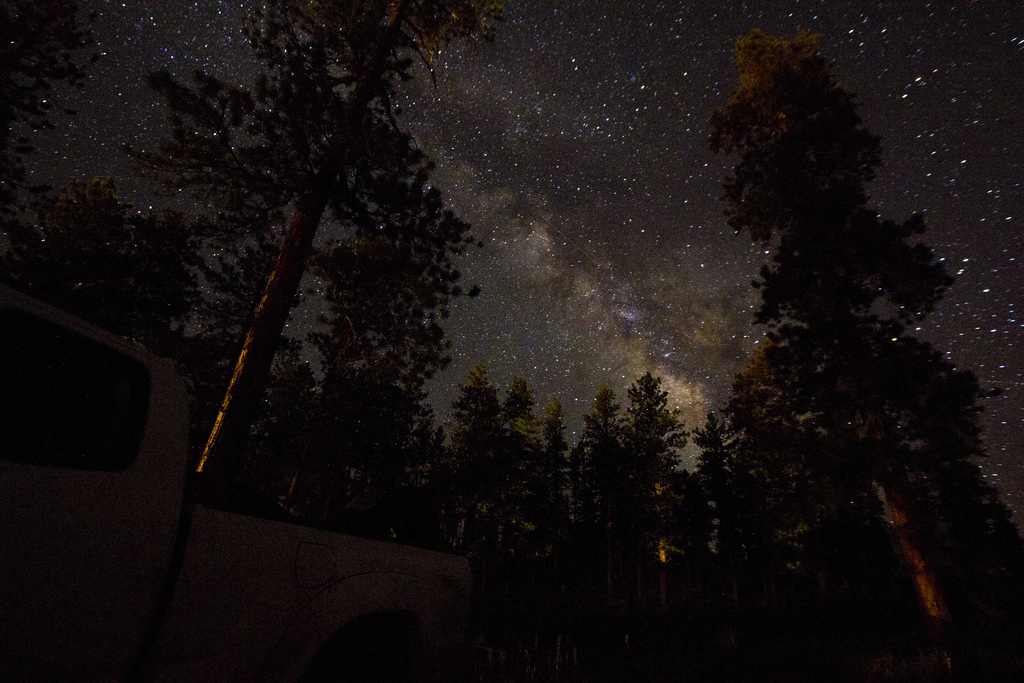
<box><xmin>461</xmin><ymin>592</ymin><xmax>1022</xmax><ymax>682</ymax></box>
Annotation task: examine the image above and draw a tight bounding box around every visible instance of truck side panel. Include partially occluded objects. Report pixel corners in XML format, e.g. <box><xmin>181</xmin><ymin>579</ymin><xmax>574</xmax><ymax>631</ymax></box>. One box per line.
<box><xmin>148</xmin><ymin>505</ymin><xmax>471</xmax><ymax>682</ymax></box>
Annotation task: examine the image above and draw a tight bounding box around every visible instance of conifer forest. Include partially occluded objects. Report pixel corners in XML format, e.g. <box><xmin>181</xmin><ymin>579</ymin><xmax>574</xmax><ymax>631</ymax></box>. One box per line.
<box><xmin>2</xmin><ymin>1</ymin><xmax>1023</xmax><ymax>680</ymax></box>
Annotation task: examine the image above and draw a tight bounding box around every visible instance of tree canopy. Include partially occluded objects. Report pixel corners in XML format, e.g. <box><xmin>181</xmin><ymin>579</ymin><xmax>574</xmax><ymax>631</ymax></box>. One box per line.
<box><xmin>1</xmin><ymin>177</ymin><xmax>200</xmax><ymax>352</ymax></box>
<box><xmin>0</xmin><ymin>0</ymin><xmax>94</xmax><ymax>213</ymax></box>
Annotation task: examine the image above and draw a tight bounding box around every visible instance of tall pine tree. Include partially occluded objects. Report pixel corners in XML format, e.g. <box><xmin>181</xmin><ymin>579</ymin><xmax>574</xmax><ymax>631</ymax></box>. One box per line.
<box><xmin>711</xmin><ymin>30</ymin><xmax>1022</xmax><ymax>656</ymax></box>
<box><xmin>134</xmin><ymin>0</ymin><xmax>501</xmax><ymax>495</ymax></box>
<box><xmin>621</xmin><ymin>372</ymin><xmax>685</xmax><ymax>608</ymax></box>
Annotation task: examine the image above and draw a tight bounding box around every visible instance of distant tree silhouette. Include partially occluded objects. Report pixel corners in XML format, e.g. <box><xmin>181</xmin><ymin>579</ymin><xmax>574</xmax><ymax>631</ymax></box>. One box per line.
<box><xmin>445</xmin><ymin>363</ymin><xmax>507</xmax><ymax>587</ymax></box>
<box><xmin>571</xmin><ymin>384</ymin><xmax>624</xmax><ymax>602</ymax></box>
<box><xmin>537</xmin><ymin>398</ymin><xmax>571</xmax><ymax>557</ymax></box>
<box><xmin>621</xmin><ymin>372</ymin><xmax>685</xmax><ymax>608</ymax></box>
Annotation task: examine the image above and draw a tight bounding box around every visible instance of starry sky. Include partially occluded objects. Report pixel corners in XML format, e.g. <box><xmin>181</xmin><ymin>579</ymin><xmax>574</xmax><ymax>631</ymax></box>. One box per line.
<box><xmin>27</xmin><ymin>1</ymin><xmax>1024</xmax><ymax>514</ymax></box>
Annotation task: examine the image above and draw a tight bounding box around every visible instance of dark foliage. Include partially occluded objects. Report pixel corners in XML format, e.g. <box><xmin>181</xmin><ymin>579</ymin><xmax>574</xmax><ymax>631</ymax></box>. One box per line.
<box><xmin>126</xmin><ymin>0</ymin><xmax>499</xmax><ymax>498</ymax></box>
<box><xmin>709</xmin><ymin>28</ymin><xmax>1024</xmax><ymax>667</ymax></box>
<box><xmin>0</xmin><ymin>0</ymin><xmax>94</xmax><ymax>213</ymax></box>
<box><xmin>0</xmin><ymin>177</ymin><xmax>200</xmax><ymax>353</ymax></box>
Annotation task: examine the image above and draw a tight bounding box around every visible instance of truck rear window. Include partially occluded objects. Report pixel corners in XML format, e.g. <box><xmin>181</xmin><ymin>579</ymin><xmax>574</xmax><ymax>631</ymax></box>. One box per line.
<box><xmin>0</xmin><ymin>309</ymin><xmax>150</xmax><ymax>471</ymax></box>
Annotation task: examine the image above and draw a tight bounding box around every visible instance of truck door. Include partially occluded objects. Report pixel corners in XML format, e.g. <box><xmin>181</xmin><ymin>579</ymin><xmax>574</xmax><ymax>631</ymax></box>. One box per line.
<box><xmin>0</xmin><ymin>288</ymin><xmax>190</xmax><ymax>679</ymax></box>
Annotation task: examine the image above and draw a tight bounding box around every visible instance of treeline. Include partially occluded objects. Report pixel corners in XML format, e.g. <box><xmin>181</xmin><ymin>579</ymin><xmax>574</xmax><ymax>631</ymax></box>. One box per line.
<box><xmin>229</xmin><ymin>344</ymin><xmax>1024</xmax><ymax>681</ymax></box>
<box><xmin>237</xmin><ymin>336</ymin><xmax>1023</xmax><ymax>680</ymax></box>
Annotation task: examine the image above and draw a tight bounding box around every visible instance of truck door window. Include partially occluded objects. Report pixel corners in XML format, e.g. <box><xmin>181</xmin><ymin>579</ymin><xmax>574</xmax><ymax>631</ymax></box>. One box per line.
<box><xmin>0</xmin><ymin>309</ymin><xmax>150</xmax><ymax>471</ymax></box>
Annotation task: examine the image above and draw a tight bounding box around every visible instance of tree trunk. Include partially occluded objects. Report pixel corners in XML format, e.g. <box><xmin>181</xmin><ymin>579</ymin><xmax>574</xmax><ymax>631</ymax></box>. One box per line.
<box><xmin>195</xmin><ymin>0</ymin><xmax>414</xmax><ymax>499</ymax></box>
<box><xmin>605</xmin><ymin>521</ymin><xmax>614</xmax><ymax>604</ymax></box>
<box><xmin>880</xmin><ymin>471</ymin><xmax>952</xmax><ymax>645</ymax></box>
<box><xmin>283</xmin><ymin>470</ymin><xmax>298</xmax><ymax>505</ymax></box>
<box><xmin>635</xmin><ymin>554</ymin><xmax>644</xmax><ymax>609</ymax></box>
<box><xmin>659</xmin><ymin>561</ymin><xmax>668</xmax><ymax>612</ymax></box>
<box><xmin>657</xmin><ymin>539</ymin><xmax>668</xmax><ymax>611</ymax></box>
<box><xmin>763</xmin><ymin>572</ymin><xmax>778</xmax><ymax>610</ymax></box>
<box><xmin>729</xmin><ymin>552</ymin><xmax>740</xmax><ymax>607</ymax></box>
<box><xmin>197</xmin><ymin>188</ymin><xmax>329</xmax><ymax>499</ymax></box>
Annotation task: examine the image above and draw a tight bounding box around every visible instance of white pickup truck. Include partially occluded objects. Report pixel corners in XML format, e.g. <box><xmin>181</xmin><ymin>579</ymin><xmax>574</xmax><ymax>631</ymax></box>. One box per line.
<box><xmin>0</xmin><ymin>285</ymin><xmax>471</xmax><ymax>682</ymax></box>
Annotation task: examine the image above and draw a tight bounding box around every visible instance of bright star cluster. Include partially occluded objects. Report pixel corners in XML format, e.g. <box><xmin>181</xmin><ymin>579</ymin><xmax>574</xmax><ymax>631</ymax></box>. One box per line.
<box><xmin>27</xmin><ymin>1</ymin><xmax>1024</xmax><ymax>513</ymax></box>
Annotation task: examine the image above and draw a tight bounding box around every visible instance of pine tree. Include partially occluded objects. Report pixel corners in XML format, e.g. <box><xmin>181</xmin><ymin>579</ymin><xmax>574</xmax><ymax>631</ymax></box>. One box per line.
<box><xmin>502</xmin><ymin>377</ymin><xmax>543</xmax><ymax>549</ymax></box>
<box><xmin>568</xmin><ymin>385</ymin><xmax>622</xmax><ymax>603</ymax></box>
<box><xmin>573</xmin><ymin>385</ymin><xmax>623</xmax><ymax>530</ymax></box>
<box><xmin>245</xmin><ymin>351</ymin><xmax>321</xmax><ymax>513</ymax></box>
<box><xmin>692</xmin><ymin>412</ymin><xmax>747</xmax><ymax>604</ymax></box>
<box><xmin>538</xmin><ymin>398</ymin><xmax>570</xmax><ymax>551</ymax></box>
<box><xmin>447</xmin><ymin>364</ymin><xmax>505</xmax><ymax>556</ymax></box>
<box><xmin>621</xmin><ymin>372</ymin><xmax>685</xmax><ymax>608</ymax></box>
<box><xmin>711</xmin><ymin>30</ymin><xmax>1022</xmax><ymax>653</ymax></box>
<box><xmin>134</xmin><ymin>0</ymin><xmax>501</xmax><ymax>495</ymax></box>
<box><xmin>726</xmin><ymin>343</ymin><xmax>821</xmax><ymax>577</ymax></box>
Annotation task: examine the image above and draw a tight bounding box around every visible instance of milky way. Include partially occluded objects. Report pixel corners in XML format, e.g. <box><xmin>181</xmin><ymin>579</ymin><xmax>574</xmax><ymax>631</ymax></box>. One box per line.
<box><xmin>406</xmin><ymin>1</ymin><xmax>1024</xmax><ymax>506</ymax></box>
<box><xmin>27</xmin><ymin>1</ymin><xmax>1024</xmax><ymax>512</ymax></box>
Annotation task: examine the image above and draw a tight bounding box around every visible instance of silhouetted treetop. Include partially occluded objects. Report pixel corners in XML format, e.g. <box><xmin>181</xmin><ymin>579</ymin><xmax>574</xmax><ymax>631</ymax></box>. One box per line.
<box><xmin>709</xmin><ymin>29</ymin><xmax>879</xmax><ymax>243</ymax></box>
<box><xmin>710</xmin><ymin>29</ymin><xmax>951</xmax><ymax>329</ymax></box>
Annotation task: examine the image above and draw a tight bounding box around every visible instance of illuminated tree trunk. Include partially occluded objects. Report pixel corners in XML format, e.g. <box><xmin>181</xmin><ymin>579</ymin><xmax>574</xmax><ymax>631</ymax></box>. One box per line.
<box><xmin>197</xmin><ymin>0</ymin><xmax>413</xmax><ymax>497</ymax></box>
<box><xmin>658</xmin><ymin>540</ymin><xmax>668</xmax><ymax>612</ymax></box>
<box><xmin>197</xmin><ymin>186</ymin><xmax>328</xmax><ymax>494</ymax></box>
<box><xmin>879</xmin><ymin>470</ymin><xmax>952</xmax><ymax>645</ymax></box>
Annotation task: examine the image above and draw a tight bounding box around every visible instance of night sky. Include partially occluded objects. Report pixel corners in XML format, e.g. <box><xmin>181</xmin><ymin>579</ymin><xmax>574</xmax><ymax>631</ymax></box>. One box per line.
<box><xmin>27</xmin><ymin>1</ymin><xmax>1024</xmax><ymax>514</ymax></box>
